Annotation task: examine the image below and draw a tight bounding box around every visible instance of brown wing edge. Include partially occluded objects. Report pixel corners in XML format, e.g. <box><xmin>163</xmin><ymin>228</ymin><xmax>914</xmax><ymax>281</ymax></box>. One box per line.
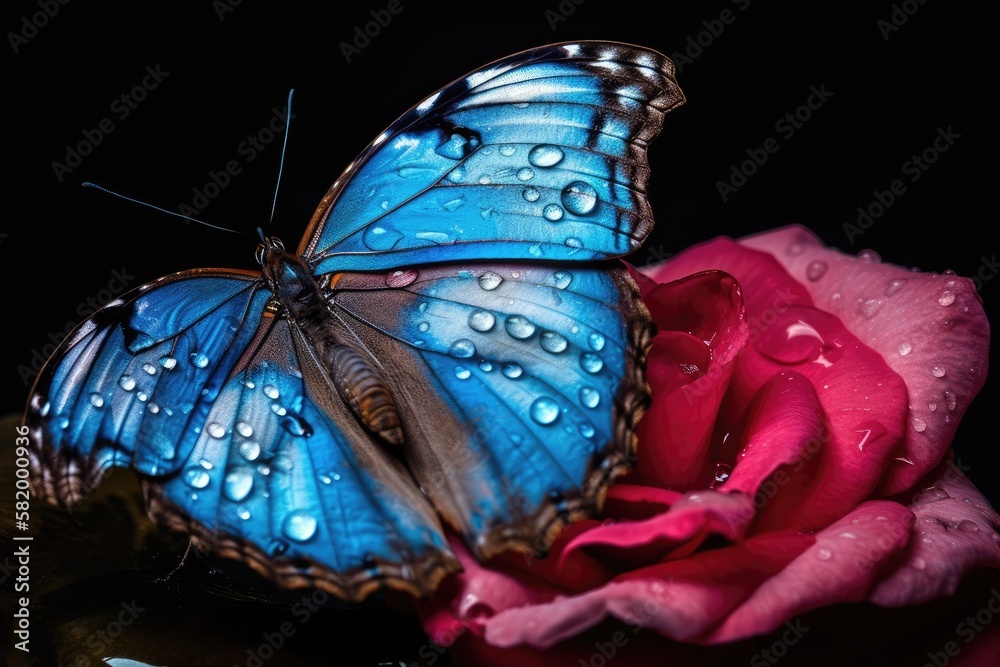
<box><xmin>143</xmin><ymin>483</ymin><xmax>462</xmax><ymax>604</ymax></box>
<box><xmin>466</xmin><ymin>263</ymin><xmax>655</xmax><ymax>561</ymax></box>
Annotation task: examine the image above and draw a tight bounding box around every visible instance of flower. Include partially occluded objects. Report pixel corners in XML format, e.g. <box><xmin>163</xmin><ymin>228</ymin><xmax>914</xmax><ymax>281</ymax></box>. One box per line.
<box><xmin>414</xmin><ymin>225</ymin><xmax>999</xmax><ymax>664</ymax></box>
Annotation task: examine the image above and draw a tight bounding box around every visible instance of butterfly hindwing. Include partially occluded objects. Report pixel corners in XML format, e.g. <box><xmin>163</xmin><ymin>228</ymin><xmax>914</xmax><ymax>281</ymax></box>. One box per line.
<box><xmin>27</xmin><ymin>270</ymin><xmax>268</xmax><ymax>503</ymax></box>
<box><xmin>27</xmin><ymin>271</ymin><xmax>458</xmax><ymax>600</ymax></box>
<box><xmin>326</xmin><ymin>261</ymin><xmax>653</xmax><ymax>557</ymax></box>
<box><xmin>300</xmin><ymin>41</ymin><xmax>684</xmax><ymax>273</ymax></box>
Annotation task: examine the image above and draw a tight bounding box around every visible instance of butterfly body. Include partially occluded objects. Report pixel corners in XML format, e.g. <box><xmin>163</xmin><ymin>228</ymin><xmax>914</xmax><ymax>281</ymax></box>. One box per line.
<box><xmin>25</xmin><ymin>41</ymin><xmax>684</xmax><ymax>601</ymax></box>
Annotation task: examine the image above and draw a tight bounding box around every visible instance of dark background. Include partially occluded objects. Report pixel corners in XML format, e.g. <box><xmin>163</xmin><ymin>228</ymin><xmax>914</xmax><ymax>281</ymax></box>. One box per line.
<box><xmin>1</xmin><ymin>2</ymin><xmax>996</xmax><ymax>665</ymax></box>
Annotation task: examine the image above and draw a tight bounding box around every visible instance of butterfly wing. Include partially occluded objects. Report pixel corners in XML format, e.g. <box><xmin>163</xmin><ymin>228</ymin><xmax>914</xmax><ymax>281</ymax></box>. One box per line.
<box><xmin>26</xmin><ymin>271</ymin><xmax>458</xmax><ymax>601</ymax></box>
<box><xmin>325</xmin><ymin>261</ymin><xmax>653</xmax><ymax>558</ymax></box>
<box><xmin>300</xmin><ymin>41</ymin><xmax>685</xmax><ymax>274</ymax></box>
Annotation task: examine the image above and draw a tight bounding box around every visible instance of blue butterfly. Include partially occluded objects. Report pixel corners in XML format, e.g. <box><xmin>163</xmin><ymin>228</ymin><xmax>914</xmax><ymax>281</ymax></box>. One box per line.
<box><xmin>25</xmin><ymin>41</ymin><xmax>684</xmax><ymax>602</ymax></box>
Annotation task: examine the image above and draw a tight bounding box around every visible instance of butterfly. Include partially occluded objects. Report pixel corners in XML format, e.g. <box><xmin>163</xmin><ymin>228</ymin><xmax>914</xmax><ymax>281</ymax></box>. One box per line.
<box><xmin>24</xmin><ymin>41</ymin><xmax>685</xmax><ymax>602</ymax></box>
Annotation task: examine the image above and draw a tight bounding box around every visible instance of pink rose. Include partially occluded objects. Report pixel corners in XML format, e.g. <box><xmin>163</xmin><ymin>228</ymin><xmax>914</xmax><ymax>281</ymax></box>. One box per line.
<box><xmin>413</xmin><ymin>225</ymin><xmax>999</xmax><ymax>664</ymax></box>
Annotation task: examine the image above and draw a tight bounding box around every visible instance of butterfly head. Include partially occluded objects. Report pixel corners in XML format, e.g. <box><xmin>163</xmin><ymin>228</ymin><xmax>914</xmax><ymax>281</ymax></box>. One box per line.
<box><xmin>257</xmin><ymin>236</ymin><xmax>317</xmax><ymax>314</ymax></box>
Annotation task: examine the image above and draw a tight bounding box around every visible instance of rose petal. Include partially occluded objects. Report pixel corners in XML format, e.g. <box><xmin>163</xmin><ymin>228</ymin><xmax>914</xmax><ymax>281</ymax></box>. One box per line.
<box><xmin>740</xmin><ymin>225</ymin><xmax>990</xmax><ymax>494</ymax></box>
<box><xmin>561</xmin><ymin>489</ymin><xmax>754</xmax><ymax>566</ymax></box>
<box><xmin>416</xmin><ymin>534</ymin><xmax>559</xmax><ymax>646</ymax></box>
<box><xmin>603</xmin><ymin>483</ymin><xmax>683</xmax><ymax>519</ymax></box>
<box><xmin>723</xmin><ymin>370</ymin><xmax>823</xmax><ymax>498</ymax></box>
<box><xmin>632</xmin><ymin>270</ymin><xmax>748</xmax><ymax>488</ymax></box>
<box><xmin>706</xmin><ymin>500</ymin><xmax>913</xmax><ymax>643</ymax></box>
<box><xmin>871</xmin><ymin>455</ymin><xmax>1000</xmax><ymax>606</ymax></box>
<box><xmin>645</xmin><ymin>237</ymin><xmax>909</xmax><ymax>530</ymax></box>
<box><xmin>485</xmin><ymin>531</ymin><xmax>813</xmax><ymax>647</ymax></box>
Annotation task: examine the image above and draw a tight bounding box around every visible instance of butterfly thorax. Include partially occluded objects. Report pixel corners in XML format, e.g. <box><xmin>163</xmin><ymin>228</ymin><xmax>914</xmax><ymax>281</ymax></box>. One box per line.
<box><xmin>258</xmin><ymin>237</ymin><xmax>319</xmax><ymax>319</ymax></box>
<box><xmin>257</xmin><ymin>236</ymin><xmax>404</xmax><ymax>446</ymax></box>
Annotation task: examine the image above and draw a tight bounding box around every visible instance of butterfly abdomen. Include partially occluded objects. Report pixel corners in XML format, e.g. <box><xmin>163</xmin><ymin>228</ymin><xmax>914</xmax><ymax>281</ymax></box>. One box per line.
<box><xmin>325</xmin><ymin>343</ymin><xmax>404</xmax><ymax>446</ymax></box>
<box><xmin>263</xmin><ymin>245</ymin><xmax>406</xmax><ymax>447</ymax></box>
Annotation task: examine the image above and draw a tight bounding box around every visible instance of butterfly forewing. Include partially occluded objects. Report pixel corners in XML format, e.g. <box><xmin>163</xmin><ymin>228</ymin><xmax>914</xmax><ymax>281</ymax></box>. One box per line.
<box><xmin>300</xmin><ymin>41</ymin><xmax>684</xmax><ymax>273</ymax></box>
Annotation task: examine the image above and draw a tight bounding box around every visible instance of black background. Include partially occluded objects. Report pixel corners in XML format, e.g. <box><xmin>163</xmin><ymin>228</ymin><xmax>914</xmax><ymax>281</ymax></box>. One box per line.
<box><xmin>2</xmin><ymin>1</ymin><xmax>996</xmax><ymax>665</ymax></box>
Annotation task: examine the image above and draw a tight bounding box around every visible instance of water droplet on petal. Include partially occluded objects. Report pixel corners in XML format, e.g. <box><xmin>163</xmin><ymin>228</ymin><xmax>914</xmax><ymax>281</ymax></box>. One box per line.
<box><xmin>944</xmin><ymin>390</ymin><xmax>957</xmax><ymax>411</ymax></box>
<box><xmin>561</xmin><ymin>181</ymin><xmax>598</xmax><ymax>215</ymax></box>
<box><xmin>528</xmin><ymin>144</ymin><xmax>564</xmax><ymax>167</ymax></box>
<box><xmin>912</xmin><ymin>417</ymin><xmax>927</xmax><ymax>432</ymax></box>
<box><xmin>89</xmin><ymin>393</ymin><xmax>105</xmax><ymax>408</ymax></box>
<box><xmin>857</xmin><ymin>249</ymin><xmax>881</xmax><ymax>263</ymax></box>
<box><xmin>282</xmin><ymin>510</ymin><xmax>318</xmax><ymax>542</ymax></box>
<box><xmin>478</xmin><ymin>272</ymin><xmax>503</xmax><ymax>290</ymax></box>
<box><xmin>449</xmin><ymin>339</ymin><xmax>476</xmax><ymax>358</ymax></box>
<box><xmin>938</xmin><ymin>290</ymin><xmax>956</xmax><ymax>307</ymax></box>
<box><xmin>478</xmin><ymin>360</ymin><xmax>493</xmax><ymax>372</ymax></box>
<box><xmin>468</xmin><ymin>309</ymin><xmax>496</xmax><ymax>332</ymax></box>
<box><xmin>816</xmin><ymin>548</ymin><xmax>832</xmax><ymax>561</ymax></box>
<box><xmin>505</xmin><ymin>315</ymin><xmax>536</xmax><ymax>339</ymax></box>
<box><xmin>386</xmin><ymin>269</ymin><xmax>418</xmax><ymax>288</ymax></box>
<box><xmin>191</xmin><ymin>353</ymin><xmax>210</xmax><ymax>368</ymax></box>
<box><xmin>237</xmin><ymin>506</ymin><xmax>251</xmax><ymax>520</ymax></box>
<box><xmin>236</xmin><ymin>422</ymin><xmax>253</xmax><ymax>438</ymax></box>
<box><xmin>530</xmin><ymin>397</ymin><xmax>560</xmax><ymax>424</ymax></box>
<box><xmin>579</xmin><ymin>423</ymin><xmax>595</xmax><ymax>438</ymax></box>
<box><xmin>898</xmin><ymin>342</ymin><xmax>913</xmax><ymax>356</ymax></box>
<box><xmin>710</xmin><ymin>463</ymin><xmax>732</xmax><ymax>489</ymax></box>
<box><xmin>119</xmin><ymin>376</ymin><xmax>136</xmax><ymax>391</ymax></box>
<box><xmin>263</xmin><ymin>385</ymin><xmax>280</xmax><ymax>400</ymax></box>
<box><xmin>517</xmin><ymin>167</ymin><xmax>534</xmax><ymax>181</ymax></box>
<box><xmin>499</xmin><ymin>145</ymin><xmax>516</xmax><ymax>156</ymax></box>
<box><xmin>787</xmin><ymin>242</ymin><xmax>805</xmax><ymax>256</ymax></box>
<box><xmin>920</xmin><ymin>486</ymin><xmax>950</xmax><ymax>502</ymax></box>
<box><xmin>858</xmin><ymin>298</ymin><xmax>882</xmax><ymax>318</ymax></box>
<box><xmin>885</xmin><ymin>278</ymin><xmax>907</xmax><ymax>296</ymax></box>
<box><xmin>838</xmin><ymin>532</ymin><xmax>857</xmax><ymax>539</ymax></box>
<box><xmin>932</xmin><ymin>366</ymin><xmax>946</xmax><ymax>378</ymax></box>
<box><xmin>588</xmin><ymin>333</ymin><xmax>606</xmax><ymax>351</ymax></box>
<box><xmin>579</xmin><ymin>386</ymin><xmax>600</xmax><ymax>409</ymax></box>
<box><xmin>958</xmin><ymin>520</ymin><xmax>979</xmax><ymax>533</ymax></box>
<box><xmin>806</xmin><ymin>260</ymin><xmax>828</xmax><ymax>281</ymax></box>
<box><xmin>224</xmin><ymin>469</ymin><xmax>254</xmax><ymax>502</ymax></box>
<box><xmin>455</xmin><ymin>366</ymin><xmax>471</xmax><ymax>380</ymax></box>
<box><xmin>207</xmin><ymin>423</ymin><xmax>226</xmax><ymax>439</ymax></box>
<box><xmin>418</xmin><ymin>321</ymin><xmax>430</xmax><ymax>332</ymax></box>
<box><xmin>522</xmin><ymin>187</ymin><xmax>540</xmax><ymax>202</ymax></box>
<box><xmin>540</xmin><ymin>331</ymin><xmax>568</xmax><ymax>354</ymax></box>
<box><xmin>184</xmin><ymin>466</ymin><xmax>211</xmax><ymax>489</ymax></box>
<box><xmin>565</xmin><ymin>237</ymin><xmax>583</xmax><ymax>249</ymax></box>
<box><xmin>757</xmin><ymin>318</ymin><xmax>832</xmax><ymax>365</ymax></box>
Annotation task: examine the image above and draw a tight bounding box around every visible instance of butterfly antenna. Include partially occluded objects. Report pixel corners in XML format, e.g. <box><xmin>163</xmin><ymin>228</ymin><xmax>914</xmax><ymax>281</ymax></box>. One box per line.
<box><xmin>81</xmin><ymin>182</ymin><xmax>240</xmax><ymax>234</ymax></box>
<box><xmin>268</xmin><ymin>88</ymin><xmax>295</xmax><ymax>229</ymax></box>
